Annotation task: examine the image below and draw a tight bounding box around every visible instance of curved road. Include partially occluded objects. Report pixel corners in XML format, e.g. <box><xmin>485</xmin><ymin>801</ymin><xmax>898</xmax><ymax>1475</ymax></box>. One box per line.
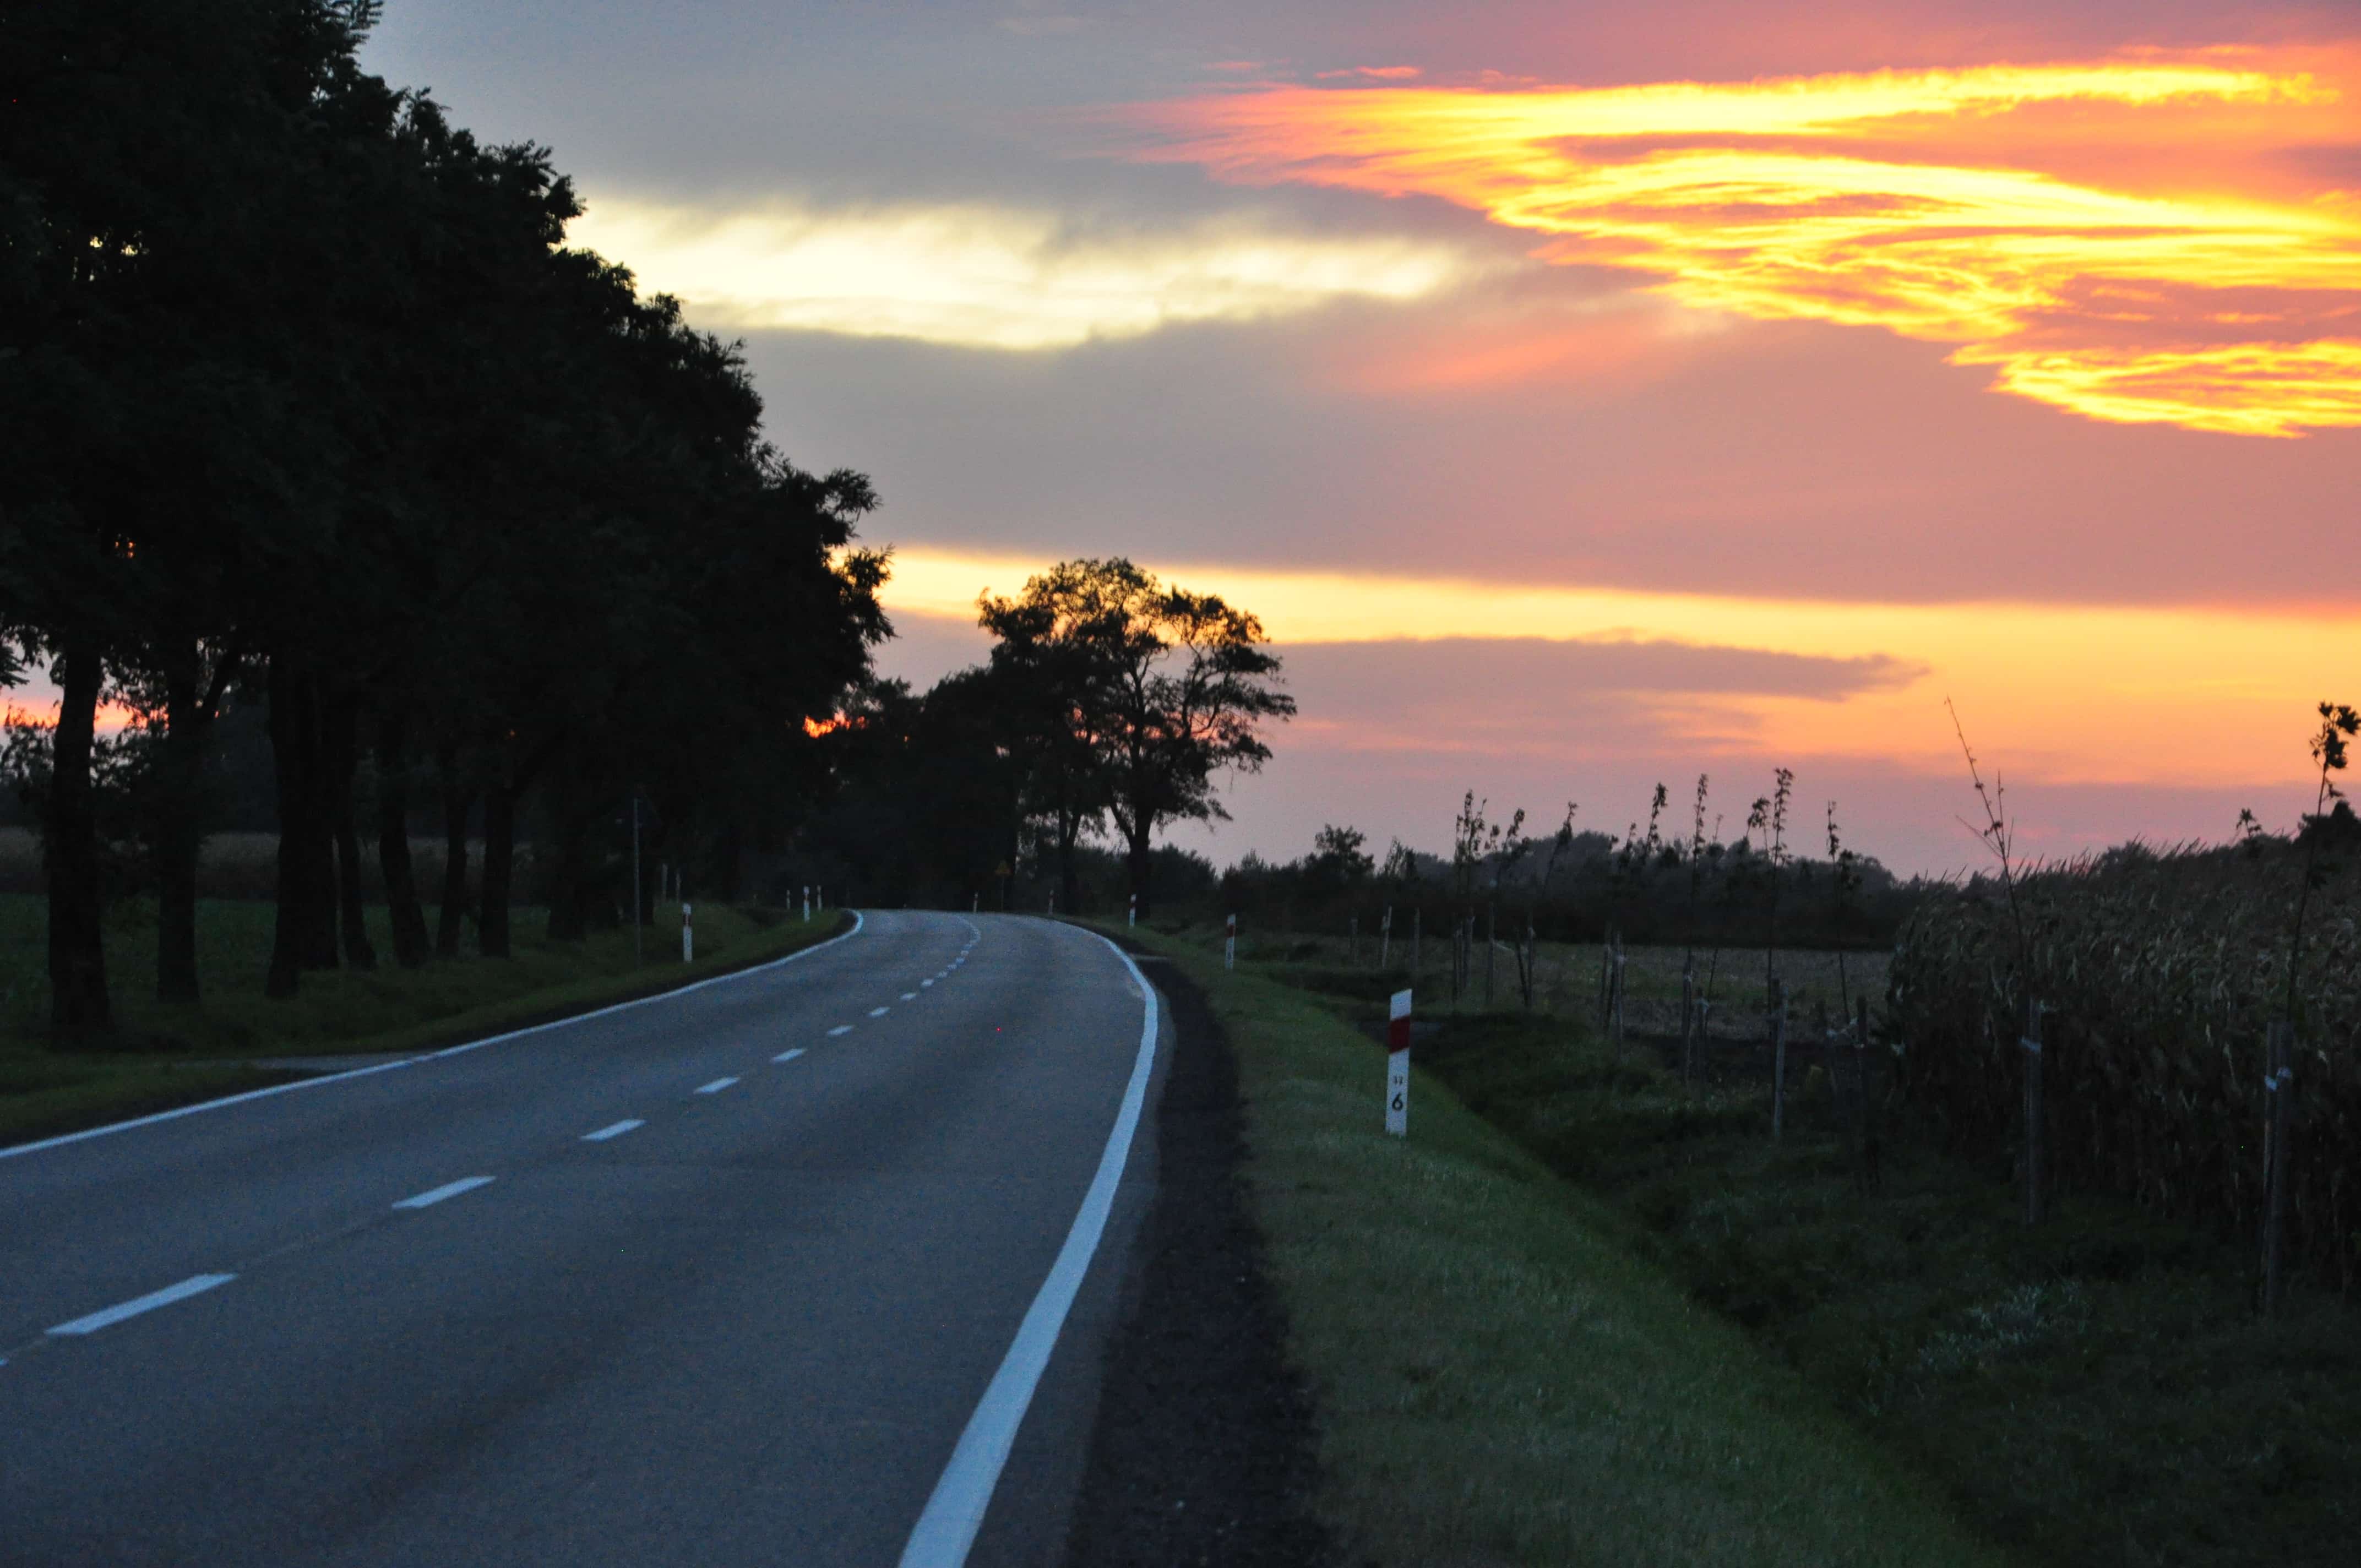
<box><xmin>0</xmin><ymin>912</ymin><xmax>1166</xmax><ymax>1567</ymax></box>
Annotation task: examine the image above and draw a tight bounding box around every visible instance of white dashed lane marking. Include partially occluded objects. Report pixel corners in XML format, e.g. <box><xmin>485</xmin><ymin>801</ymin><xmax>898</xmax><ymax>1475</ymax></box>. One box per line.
<box><xmin>828</xmin><ymin>1025</ymin><xmax>854</xmax><ymax>1037</ymax></box>
<box><xmin>582</xmin><ymin>1120</ymin><xmax>643</xmax><ymax>1142</ymax></box>
<box><xmin>901</xmin><ymin>992</ymin><xmax>918</xmax><ymax>1001</ymax></box>
<box><xmin>392</xmin><ymin>1177</ymin><xmax>495</xmax><ymax>1211</ymax></box>
<box><xmin>48</xmin><ymin>1274</ymin><xmax>236</xmax><ymax>1337</ymax></box>
<box><xmin>695</xmin><ymin>1077</ymin><xmax>739</xmax><ymax>1095</ymax></box>
<box><xmin>773</xmin><ymin>1048</ymin><xmax>806</xmax><ymax>1064</ymax></box>
<box><xmin>868</xmin><ymin>1007</ymin><xmax>889</xmax><ymax>1018</ymax></box>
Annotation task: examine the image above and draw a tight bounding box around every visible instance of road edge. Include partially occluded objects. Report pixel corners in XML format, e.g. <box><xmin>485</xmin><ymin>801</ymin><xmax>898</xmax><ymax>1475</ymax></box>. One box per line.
<box><xmin>0</xmin><ymin>910</ymin><xmax>865</xmax><ymax>1161</ymax></box>
<box><xmin>1057</xmin><ymin>927</ymin><xmax>1337</xmax><ymax>1567</ymax></box>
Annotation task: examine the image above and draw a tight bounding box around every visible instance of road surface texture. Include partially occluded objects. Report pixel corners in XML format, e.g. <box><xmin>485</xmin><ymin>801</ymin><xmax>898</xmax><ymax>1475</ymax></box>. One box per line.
<box><xmin>1</xmin><ymin>911</ymin><xmax>1165</xmax><ymax>1567</ymax></box>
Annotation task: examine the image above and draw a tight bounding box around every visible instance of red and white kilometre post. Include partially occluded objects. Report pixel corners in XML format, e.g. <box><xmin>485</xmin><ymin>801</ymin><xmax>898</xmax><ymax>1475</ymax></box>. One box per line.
<box><xmin>1386</xmin><ymin>987</ymin><xmax>1412</xmax><ymax>1136</ymax></box>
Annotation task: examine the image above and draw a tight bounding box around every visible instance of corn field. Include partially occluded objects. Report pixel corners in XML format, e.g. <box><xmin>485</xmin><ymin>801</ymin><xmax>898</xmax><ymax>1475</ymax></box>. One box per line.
<box><xmin>1887</xmin><ymin>842</ymin><xmax>2361</xmax><ymax>1293</ymax></box>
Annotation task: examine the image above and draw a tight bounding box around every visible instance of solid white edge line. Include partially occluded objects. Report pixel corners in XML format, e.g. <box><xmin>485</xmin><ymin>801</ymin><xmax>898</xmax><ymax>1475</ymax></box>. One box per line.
<box><xmin>391</xmin><ymin>1175</ymin><xmax>496</xmax><ymax>1211</ymax></box>
<box><xmin>47</xmin><ymin>1273</ymin><xmax>237</xmax><ymax>1336</ymax></box>
<box><xmin>773</xmin><ymin>1048</ymin><xmax>807</xmax><ymax>1063</ymax></box>
<box><xmin>695</xmin><ymin>1077</ymin><xmax>739</xmax><ymax>1095</ymax></box>
<box><xmin>1</xmin><ymin>912</ymin><xmax>869</xmax><ymax>1162</ymax></box>
<box><xmin>897</xmin><ymin>929</ymin><xmax>1159</xmax><ymax>1568</ymax></box>
<box><xmin>583</xmin><ymin>1119</ymin><xmax>644</xmax><ymax>1142</ymax></box>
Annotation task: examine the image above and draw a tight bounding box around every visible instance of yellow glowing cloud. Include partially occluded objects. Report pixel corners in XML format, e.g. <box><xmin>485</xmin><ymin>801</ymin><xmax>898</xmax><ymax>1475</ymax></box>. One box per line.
<box><xmin>565</xmin><ymin>197</ymin><xmax>1488</xmax><ymax>350</ymax></box>
<box><xmin>1121</xmin><ymin>56</ymin><xmax>2361</xmax><ymax>434</ymax></box>
<box><xmin>882</xmin><ymin>546</ymin><xmax>2355</xmax><ymax>790</ymax></box>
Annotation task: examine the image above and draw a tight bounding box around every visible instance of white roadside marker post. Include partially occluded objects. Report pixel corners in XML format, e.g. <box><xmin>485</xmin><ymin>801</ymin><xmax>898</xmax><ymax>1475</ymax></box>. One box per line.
<box><xmin>802</xmin><ymin>885</ymin><xmax>810</xmax><ymax>922</ymax></box>
<box><xmin>682</xmin><ymin>901</ymin><xmax>694</xmax><ymax>963</ymax></box>
<box><xmin>1128</xmin><ymin>893</ymin><xmax>1136</xmax><ymax>928</ymax></box>
<box><xmin>1386</xmin><ymin>988</ymin><xmax>1413</xmax><ymax>1136</ymax></box>
<box><xmin>1225</xmin><ymin>913</ymin><xmax>1237</xmax><ymax>971</ymax></box>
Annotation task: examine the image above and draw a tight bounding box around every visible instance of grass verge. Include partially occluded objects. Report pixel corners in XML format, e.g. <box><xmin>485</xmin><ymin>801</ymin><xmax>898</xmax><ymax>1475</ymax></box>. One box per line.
<box><xmin>1109</xmin><ymin>923</ymin><xmax>2003</xmax><ymax>1567</ymax></box>
<box><xmin>2</xmin><ymin>898</ymin><xmax>850</xmax><ymax>1148</ymax></box>
<box><xmin>1410</xmin><ymin>1008</ymin><xmax>2361</xmax><ymax>1568</ymax></box>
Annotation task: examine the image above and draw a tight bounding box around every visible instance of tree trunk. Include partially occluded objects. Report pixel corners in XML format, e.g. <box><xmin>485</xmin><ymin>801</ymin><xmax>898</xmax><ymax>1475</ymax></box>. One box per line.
<box><xmin>265</xmin><ymin>654</ymin><xmax>312</xmax><ymax>999</ymax></box>
<box><xmin>153</xmin><ymin>647</ymin><xmax>208</xmax><ymax>1005</ymax></box>
<box><xmin>542</xmin><ymin>784</ymin><xmax>591</xmax><ymax>943</ymax></box>
<box><xmin>374</xmin><ymin>709</ymin><xmax>431</xmax><ymax>967</ymax></box>
<box><xmin>435</xmin><ymin>744</ymin><xmax>471</xmax><ymax>958</ymax></box>
<box><xmin>45</xmin><ymin>640</ymin><xmax>112</xmax><ymax>1038</ymax></box>
<box><xmin>1125</xmin><ymin>818</ymin><xmax>1155</xmax><ymax>921</ymax></box>
<box><xmin>480</xmin><ymin>777</ymin><xmax>516</xmax><ymax>958</ymax></box>
<box><xmin>325</xmin><ymin>698</ymin><xmax>375</xmax><ymax>971</ymax></box>
<box><xmin>1057</xmin><ymin>804</ymin><xmax>1083</xmax><ymax>917</ymax></box>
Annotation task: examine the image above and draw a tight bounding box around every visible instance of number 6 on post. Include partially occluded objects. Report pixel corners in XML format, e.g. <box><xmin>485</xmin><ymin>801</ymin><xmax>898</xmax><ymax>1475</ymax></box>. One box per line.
<box><xmin>1386</xmin><ymin>988</ymin><xmax>1412</xmax><ymax>1137</ymax></box>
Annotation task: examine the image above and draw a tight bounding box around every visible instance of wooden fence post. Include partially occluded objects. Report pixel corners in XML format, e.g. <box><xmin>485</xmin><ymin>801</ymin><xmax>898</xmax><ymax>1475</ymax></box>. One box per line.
<box><xmin>1852</xmin><ymin>994</ymin><xmax>1873</xmax><ymax>1189</ymax></box>
<box><xmin>1380</xmin><ymin>905</ymin><xmax>1392</xmax><ymax>971</ymax></box>
<box><xmin>1444</xmin><ymin>919</ymin><xmax>1452</xmax><ymax>1008</ymax></box>
<box><xmin>2021</xmin><ymin>998</ymin><xmax>2044</xmax><ymax>1226</ymax></box>
<box><xmin>1611</xmin><ymin>938</ymin><xmax>1626</xmax><ymax>1059</ymax></box>
<box><xmin>1483</xmin><ymin>902</ymin><xmax>1497</xmax><ymax>1010</ymax></box>
<box><xmin>1770</xmin><ymin>978</ymin><xmax>1788</xmax><ymax>1141</ymax></box>
<box><xmin>1411</xmin><ymin>907</ymin><xmax>1420</xmax><ymax>988</ymax></box>
<box><xmin>2262</xmin><ymin>1019</ymin><xmax>2296</xmax><ymax>1315</ymax></box>
<box><xmin>1679</xmin><ymin>958</ymin><xmax>1696</xmax><ymax>1086</ymax></box>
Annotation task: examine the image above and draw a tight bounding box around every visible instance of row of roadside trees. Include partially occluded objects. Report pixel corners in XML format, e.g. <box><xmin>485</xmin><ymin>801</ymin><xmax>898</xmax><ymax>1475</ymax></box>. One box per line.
<box><xmin>1</xmin><ymin>1</ymin><xmax>889</xmax><ymax>1037</ymax></box>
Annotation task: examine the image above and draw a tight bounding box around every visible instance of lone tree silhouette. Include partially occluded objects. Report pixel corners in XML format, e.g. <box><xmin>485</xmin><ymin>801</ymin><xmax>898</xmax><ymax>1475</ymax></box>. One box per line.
<box><xmin>980</xmin><ymin>558</ymin><xmax>1292</xmax><ymax>919</ymax></box>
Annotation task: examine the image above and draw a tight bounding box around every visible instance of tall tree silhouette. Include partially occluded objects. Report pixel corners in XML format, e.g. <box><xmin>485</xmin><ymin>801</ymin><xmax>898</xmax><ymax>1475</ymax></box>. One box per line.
<box><xmin>981</xmin><ymin>559</ymin><xmax>1291</xmax><ymax>919</ymax></box>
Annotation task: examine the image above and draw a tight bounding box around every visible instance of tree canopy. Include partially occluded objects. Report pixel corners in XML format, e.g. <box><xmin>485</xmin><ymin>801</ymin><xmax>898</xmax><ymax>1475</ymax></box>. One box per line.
<box><xmin>1</xmin><ymin>0</ymin><xmax>888</xmax><ymax>1035</ymax></box>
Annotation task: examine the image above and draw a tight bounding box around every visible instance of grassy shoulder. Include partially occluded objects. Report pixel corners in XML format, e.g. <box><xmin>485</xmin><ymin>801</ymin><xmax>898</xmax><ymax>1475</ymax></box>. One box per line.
<box><xmin>1</xmin><ymin>895</ymin><xmax>849</xmax><ymax>1148</ymax></box>
<box><xmin>1193</xmin><ymin>931</ymin><xmax>2361</xmax><ymax>1568</ymax></box>
<box><xmin>1107</xmin><ymin>922</ymin><xmax>2004</xmax><ymax>1567</ymax></box>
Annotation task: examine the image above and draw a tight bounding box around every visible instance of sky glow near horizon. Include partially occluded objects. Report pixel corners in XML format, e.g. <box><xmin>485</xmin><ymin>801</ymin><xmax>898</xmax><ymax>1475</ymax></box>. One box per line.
<box><xmin>335</xmin><ymin>3</ymin><xmax>2360</xmax><ymax>876</ymax></box>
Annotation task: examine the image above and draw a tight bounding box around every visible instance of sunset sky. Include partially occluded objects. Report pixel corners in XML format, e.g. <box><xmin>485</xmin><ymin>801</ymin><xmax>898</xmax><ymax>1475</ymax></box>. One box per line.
<box><xmin>356</xmin><ymin>1</ymin><xmax>2360</xmax><ymax>875</ymax></box>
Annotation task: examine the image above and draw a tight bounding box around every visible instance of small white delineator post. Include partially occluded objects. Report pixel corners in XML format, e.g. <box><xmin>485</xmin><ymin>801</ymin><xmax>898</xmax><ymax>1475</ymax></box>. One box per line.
<box><xmin>1224</xmin><ymin>913</ymin><xmax>1237</xmax><ymax>971</ymax></box>
<box><xmin>1386</xmin><ymin>988</ymin><xmax>1413</xmax><ymax>1136</ymax></box>
<box><xmin>801</xmin><ymin>885</ymin><xmax>810</xmax><ymax>922</ymax></box>
<box><xmin>972</xmin><ymin>892</ymin><xmax>978</xmax><ymax>912</ymax></box>
<box><xmin>1128</xmin><ymin>894</ymin><xmax>1136</xmax><ymax>928</ymax></box>
<box><xmin>682</xmin><ymin>901</ymin><xmax>694</xmax><ymax>962</ymax></box>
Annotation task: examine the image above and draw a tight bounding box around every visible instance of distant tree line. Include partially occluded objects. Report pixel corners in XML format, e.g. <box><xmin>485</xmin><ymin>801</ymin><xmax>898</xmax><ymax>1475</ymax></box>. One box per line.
<box><xmin>1</xmin><ymin>1</ymin><xmax>887</xmax><ymax>1036</ymax></box>
<box><xmin>1218</xmin><ymin>782</ymin><xmax>1914</xmax><ymax>954</ymax></box>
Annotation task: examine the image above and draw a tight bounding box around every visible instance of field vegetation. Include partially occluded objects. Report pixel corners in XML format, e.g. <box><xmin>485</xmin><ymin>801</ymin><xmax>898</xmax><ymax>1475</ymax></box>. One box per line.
<box><xmin>1891</xmin><ymin>830</ymin><xmax>2361</xmax><ymax>1294</ymax></box>
<box><xmin>1167</xmin><ymin>923</ymin><xmax>2361</xmax><ymax>1568</ymax></box>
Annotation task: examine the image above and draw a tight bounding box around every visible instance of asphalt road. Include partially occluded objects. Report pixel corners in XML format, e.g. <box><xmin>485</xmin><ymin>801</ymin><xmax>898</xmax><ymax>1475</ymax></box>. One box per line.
<box><xmin>0</xmin><ymin>911</ymin><xmax>1167</xmax><ymax>1568</ymax></box>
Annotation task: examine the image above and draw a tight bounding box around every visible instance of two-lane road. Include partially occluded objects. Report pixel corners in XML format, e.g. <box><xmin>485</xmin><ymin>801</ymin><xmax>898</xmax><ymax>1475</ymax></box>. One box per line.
<box><xmin>0</xmin><ymin>912</ymin><xmax>1165</xmax><ymax>1567</ymax></box>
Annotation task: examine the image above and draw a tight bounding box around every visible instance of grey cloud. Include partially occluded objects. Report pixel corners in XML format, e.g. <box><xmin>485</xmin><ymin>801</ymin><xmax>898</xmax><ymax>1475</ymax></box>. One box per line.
<box><xmin>752</xmin><ymin>300</ymin><xmax>2361</xmax><ymax>610</ymax></box>
<box><xmin>1281</xmin><ymin>636</ymin><xmax>1925</xmax><ymax>705</ymax></box>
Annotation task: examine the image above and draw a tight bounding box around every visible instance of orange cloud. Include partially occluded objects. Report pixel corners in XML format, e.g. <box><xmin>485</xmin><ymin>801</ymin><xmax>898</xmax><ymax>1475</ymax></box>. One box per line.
<box><xmin>1118</xmin><ymin>51</ymin><xmax>2361</xmax><ymax>435</ymax></box>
